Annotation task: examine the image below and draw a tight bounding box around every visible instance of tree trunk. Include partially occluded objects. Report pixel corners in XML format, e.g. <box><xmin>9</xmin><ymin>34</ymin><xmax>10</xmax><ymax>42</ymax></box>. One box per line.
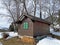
<box><xmin>39</xmin><ymin>0</ymin><xmax>42</xmax><ymax>19</ymax></box>
<box><xmin>23</xmin><ymin>0</ymin><xmax>28</xmax><ymax>15</ymax></box>
<box><xmin>34</xmin><ymin>0</ymin><xmax>36</xmax><ymax>17</ymax></box>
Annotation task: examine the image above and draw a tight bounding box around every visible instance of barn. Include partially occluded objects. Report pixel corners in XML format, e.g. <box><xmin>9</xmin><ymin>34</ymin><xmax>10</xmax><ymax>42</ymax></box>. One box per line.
<box><xmin>15</xmin><ymin>14</ymin><xmax>51</xmax><ymax>38</ymax></box>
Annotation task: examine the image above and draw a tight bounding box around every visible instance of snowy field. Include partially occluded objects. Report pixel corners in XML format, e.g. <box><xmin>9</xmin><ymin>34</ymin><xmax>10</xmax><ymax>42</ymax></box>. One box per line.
<box><xmin>0</xmin><ymin>32</ymin><xmax>18</xmax><ymax>38</ymax></box>
<box><xmin>0</xmin><ymin>31</ymin><xmax>60</xmax><ymax>45</ymax></box>
<box><xmin>37</xmin><ymin>37</ymin><xmax>60</xmax><ymax>45</ymax></box>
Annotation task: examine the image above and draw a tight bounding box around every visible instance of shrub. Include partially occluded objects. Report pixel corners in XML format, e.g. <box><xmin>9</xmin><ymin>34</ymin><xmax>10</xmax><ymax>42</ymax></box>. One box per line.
<box><xmin>3</xmin><ymin>33</ymin><xmax>9</xmax><ymax>39</ymax></box>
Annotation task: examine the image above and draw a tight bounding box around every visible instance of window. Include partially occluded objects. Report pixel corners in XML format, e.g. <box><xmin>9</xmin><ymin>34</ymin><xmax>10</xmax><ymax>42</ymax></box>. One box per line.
<box><xmin>23</xmin><ymin>22</ymin><xmax>29</xmax><ymax>30</ymax></box>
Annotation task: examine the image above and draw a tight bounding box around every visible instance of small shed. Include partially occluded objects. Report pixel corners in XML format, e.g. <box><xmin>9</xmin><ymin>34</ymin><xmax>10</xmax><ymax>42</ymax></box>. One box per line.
<box><xmin>15</xmin><ymin>14</ymin><xmax>51</xmax><ymax>38</ymax></box>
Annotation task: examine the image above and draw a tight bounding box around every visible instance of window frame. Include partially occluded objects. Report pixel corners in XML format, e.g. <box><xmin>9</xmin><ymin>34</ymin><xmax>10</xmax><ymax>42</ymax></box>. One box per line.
<box><xmin>23</xmin><ymin>22</ymin><xmax>29</xmax><ymax>30</ymax></box>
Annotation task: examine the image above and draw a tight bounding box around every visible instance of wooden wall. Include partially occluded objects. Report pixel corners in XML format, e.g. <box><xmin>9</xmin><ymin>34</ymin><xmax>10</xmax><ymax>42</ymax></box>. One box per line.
<box><xmin>18</xmin><ymin>18</ymin><xmax>34</xmax><ymax>36</ymax></box>
<box><xmin>33</xmin><ymin>21</ymin><xmax>50</xmax><ymax>36</ymax></box>
<box><xmin>18</xmin><ymin>17</ymin><xmax>50</xmax><ymax>37</ymax></box>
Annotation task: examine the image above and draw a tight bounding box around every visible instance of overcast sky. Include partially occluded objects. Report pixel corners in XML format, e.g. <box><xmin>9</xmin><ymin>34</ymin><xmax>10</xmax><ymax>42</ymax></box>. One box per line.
<box><xmin>0</xmin><ymin>1</ymin><xmax>11</xmax><ymax>28</ymax></box>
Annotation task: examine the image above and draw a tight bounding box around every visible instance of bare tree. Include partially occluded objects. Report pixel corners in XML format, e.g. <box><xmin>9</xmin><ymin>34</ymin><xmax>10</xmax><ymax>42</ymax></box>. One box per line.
<box><xmin>2</xmin><ymin>0</ymin><xmax>21</xmax><ymax>31</ymax></box>
<box><xmin>1</xmin><ymin>0</ymin><xmax>60</xmax><ymax>31</ymax></box>
<box><xmin>39</xmin><ymin>0</ymin><xmax>42</xmax><ymax>19</ymax></box>
<box><xmin>1</xmin><ymin>0</ymin><xmax>30</xmax><ymax>31</ymax></box>
<box><xmin>34</xmin><ymin>0</ymin><xmax>36</xmax><ymax>17</ymax></box>
<box><xmin>14</xmin><ymin>0</ymin><xmax>20</xmax><ymax>21</ymax></box>
<box><xmin>46</xmin><ymin>0</ymin><xmax>60</xmax><ymax>30</ymax></box>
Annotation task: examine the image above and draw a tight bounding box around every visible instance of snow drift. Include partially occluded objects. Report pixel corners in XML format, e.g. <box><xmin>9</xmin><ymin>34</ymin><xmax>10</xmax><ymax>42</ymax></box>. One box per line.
<box><xmin>50</xmin><ymin>27</ymin><xmax>60</xmax><ymax>36</ymax></box>
<box><xmin>0</xmin><ymin>32</ymin><xmax>18</xmax><ymax>38</ymax></box>
<box><xmin>37</xmin><ymin>37</ymin><xmax>60</xmax><ymax>45</ymax></box>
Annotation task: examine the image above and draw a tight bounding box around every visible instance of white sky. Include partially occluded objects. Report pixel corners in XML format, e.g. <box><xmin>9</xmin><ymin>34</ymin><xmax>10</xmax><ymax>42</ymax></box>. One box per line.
<box><xmin>0</xmin><ymin>0</ymin><xmax>59</xmax><ymax>28</ymax></box>
<box><xmin>0</xmin><ymin>1</ymin><xmax>11</xmax><ymax>28</ymax></box>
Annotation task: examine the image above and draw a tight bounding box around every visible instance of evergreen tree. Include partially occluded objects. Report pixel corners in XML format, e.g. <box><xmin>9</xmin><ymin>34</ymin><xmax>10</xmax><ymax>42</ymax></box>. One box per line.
<box><xmin>9</xmin><ymin>23</ymin><xmax>14</xmax><ymax>31</ymax></box>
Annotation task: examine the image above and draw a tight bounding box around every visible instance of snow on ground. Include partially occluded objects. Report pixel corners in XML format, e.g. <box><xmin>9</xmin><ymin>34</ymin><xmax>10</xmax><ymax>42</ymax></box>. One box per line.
<box><xmin>0</xmin><ymin>32</ymin><xmax>18</xmax><ymax>38</ymax></box>
<box><xmin>0</xmin><ymin>33</ymin><xmax>3</xmax><ymax>38</ymax></box>
<box><xmin>51</xmin><ymin>31</ymin><xmax>60</xmax><ymax>36</ymax></box>
<box><xmin>37</xmin><ymin>37</ymin><xmax>60</xmax><ymax>45</ymax></box>
<box><xmin>0</xmin><ymin>42</ymin><xmax>3</xmax><ymax>45</ymax></box>
<box><xmin>50</xmin><ymin>27</ymin><xmax>60</xmax><ymax>36</ymax></box>
<box><xmin>8</xmin><ymin>32</ymin><xmax>18</xmax><ymax>37</ymax></box>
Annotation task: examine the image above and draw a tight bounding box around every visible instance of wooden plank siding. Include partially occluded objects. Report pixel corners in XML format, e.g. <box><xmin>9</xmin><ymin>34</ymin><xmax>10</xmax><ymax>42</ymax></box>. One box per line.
<box><xmin>18</xmin><ymin>18</ymin><xmax>34</xmax><ymax>36</ymax></box>
<box><xmin>33</xmin><ymin>21</ymin><xmax>50</xmax><ymax>37</ymax></box>
<box><xmin>15</xmin><ymin>14</ymin><xmax>51</xmax><ymax>37</ymax></box>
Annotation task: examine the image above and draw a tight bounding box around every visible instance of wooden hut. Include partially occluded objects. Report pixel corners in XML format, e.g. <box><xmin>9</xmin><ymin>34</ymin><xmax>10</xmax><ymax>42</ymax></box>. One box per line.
<box><xmin>15</xmin><ymin>14</ymin><xmax>51</xmax><ymax>38</ymax></box>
